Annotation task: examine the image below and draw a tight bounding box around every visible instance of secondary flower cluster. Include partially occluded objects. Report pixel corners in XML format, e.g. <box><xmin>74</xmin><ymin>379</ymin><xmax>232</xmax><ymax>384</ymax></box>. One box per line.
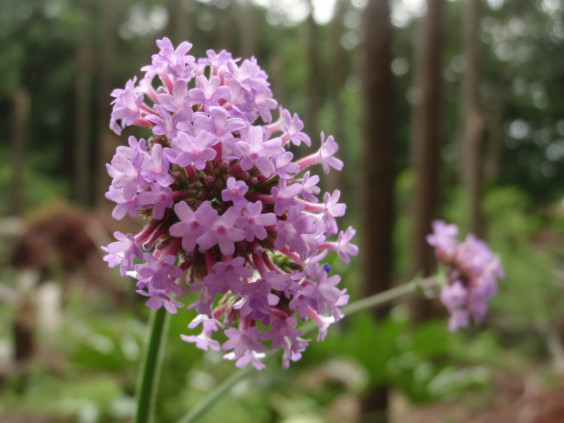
<box><xmin>102</xmin><ymin>38</ymin><xmax>357</xmax><ymax>369</ymax></box>
<box><xmin>427</xmin><ymin>221</ymin><xmax>503</xmax><ymax>332</ymax></box>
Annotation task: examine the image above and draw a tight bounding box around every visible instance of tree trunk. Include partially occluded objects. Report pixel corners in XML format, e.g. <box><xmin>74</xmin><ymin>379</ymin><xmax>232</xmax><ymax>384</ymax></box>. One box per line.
<box><xmin>95</xmin><ymin>0</ymin><xmax>117</xmax><ymax>208</ymax></box>
<box><xmin>328</xmin><ymin>0</ymin><xmax>347</xmax><ymax>193</ymax></box>
<box><xmin>361</xmin><ymin>0</ymin><xmax>396</xmax><ymax>421</ymax></box>
<box><xmin>240</xmin><ymin>0</ymin><xmax>257</xmax><ymax>58</ymax></box>
<box><xmin>269</xmin><ymin>48</ymin><xmax>286</xmax><ymax>107</ymax></box>
<box><xmin>462</xmin><ymin>0</ymin><xmax>484</xmax><ymax>237</ymax></box>
<box><xmin>305</xmin><ymin>0</ymin><xmax>321</xmax><ymax>137</ymax></box>
<box><xmin>409</xmin><ymin>0</ymin><xmax>445</xmax><ymax>321</ymax></box>
<box><xmin>484</xmin><ymin>85</ymin><xmax>505</xmax><ymax>183</ymax></box>
<box><xmin>11</xmin><ymin>88</ymin><xmax>30</xmax><ymax>216</ymax></box>
<box><xmin>169</xmin><ymin>0</ymin><xmax>191</xmax><ymax>44</ymax></box>
<box><xmin>75</xmin><ymin>0</ymin><xmax>93</xmax><ymax>207</ymax></box>
<box><xmin>218</xmin><ymin>2</ymin><xmax>237</xmax><ymax>53</ymax></box>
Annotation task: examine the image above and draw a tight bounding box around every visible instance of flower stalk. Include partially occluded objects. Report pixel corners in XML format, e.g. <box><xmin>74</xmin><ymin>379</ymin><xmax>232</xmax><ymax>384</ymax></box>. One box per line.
<box><xmin>136</xmin><ymin>307</ymin><xmax>170</xmax><ymax>423</ymax></box>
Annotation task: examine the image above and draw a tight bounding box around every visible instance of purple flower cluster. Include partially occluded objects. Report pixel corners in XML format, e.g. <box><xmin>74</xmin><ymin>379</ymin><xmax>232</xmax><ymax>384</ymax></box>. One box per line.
<box><xmin>427</xmin><ymin>221</ymin><xmax>504</xmax><ymax>332</ymax></box>
<box><xmin>102</xmin><ymin>38</ymin><xmax>358</xmax><ymax>369</ymax></box>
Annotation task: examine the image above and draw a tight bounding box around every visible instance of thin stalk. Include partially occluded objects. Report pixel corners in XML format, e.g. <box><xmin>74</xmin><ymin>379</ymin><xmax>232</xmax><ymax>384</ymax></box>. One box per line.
<box><xmin>136</xmin><ymin>307</ymin><xmax>170</xmax><ymax>423</ymax></box>
<box><xmin>178</xmin><ymin>276</ymin><xmax>437</xmax><ymax>423</ymax></box>
<box><xmin>178</xmin><ymin>362</ymin><xmax>257</xmax><ymax>423</ymax></box>
<box><xmin>342</xmin><ymin>277</ymin><xmax>436</xmax><ymax>315</ymax></box>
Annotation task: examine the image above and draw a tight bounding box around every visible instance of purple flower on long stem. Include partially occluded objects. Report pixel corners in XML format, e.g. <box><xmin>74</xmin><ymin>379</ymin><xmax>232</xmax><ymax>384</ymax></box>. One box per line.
<box><xmin>102</xmin><ymin>37</ymin><xmax>358</xmax><ymax>370</ymax></box>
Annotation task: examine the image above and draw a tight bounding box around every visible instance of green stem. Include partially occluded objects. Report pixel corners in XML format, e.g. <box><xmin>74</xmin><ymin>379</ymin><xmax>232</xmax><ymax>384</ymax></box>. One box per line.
<box><xmin>136</xmin><ymin>307</ymin><xmax>170</xmax><ymax>423</ymax></box>
<box><xmin>341</xmin><ymin>277</ymin><xmax>435</xmax><ymax>315</ymax></box>
<box><xmin>179</xmin><ymin>362</ymin><xmax>256</xmax><ymax>423</ymax></box>
<box><xmin>177</xmin><ymin>276</ymin><xmax>437</xmax><ymax>423</ymax></box>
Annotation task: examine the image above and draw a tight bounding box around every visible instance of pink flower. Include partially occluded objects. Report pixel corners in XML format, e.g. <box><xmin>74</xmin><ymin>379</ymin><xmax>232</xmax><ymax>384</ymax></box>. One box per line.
<box><xmin>103</xmin><ymin>37</ymin><xmax>358</xmax><ymax>369</ymax></box>
<box><xmin>221</xmin><ymin>177</ymin><xmax>249</xmax><ymax>209</ymax></box>
<box><xmin>236</xmin><ymin>201</ymin><xmax>276</xmax><ymax>242</ymax></box>
<box><xmin>170</xmin><ymin>131</ymin><xmax>217</xmax><ymax>170</ymax></box>
<box><xmin>195</xmin><ymin>207</ymin><xmax>245</xmax><ymax>255</ymax></box>
<box><xmin>428</xmin><ymin>221</ymin><xmax>503</xmax><ymax>331</ymax></box>
<box><xmin>427</xmin><ymin>220</ymin><xmax>459</xmax><ymax>260</ymax></box>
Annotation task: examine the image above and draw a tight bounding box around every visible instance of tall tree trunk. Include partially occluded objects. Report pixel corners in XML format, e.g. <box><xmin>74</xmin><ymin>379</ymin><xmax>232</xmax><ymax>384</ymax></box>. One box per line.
<box><xmin>11</xmin><ymin>88</ymin><xmax>30</xmax><ymax>216</ymax></box>
<box><xmin>328</xmin><ymin>0</ymin><xmax>347</xmax><ymax>193</ymax></box>
<box><xmin>361</xmin><ymin>0</ymin><xmax>396</xmax><ymax>421</ymax></box>
<box><xmin>409</xmin><ymin>0</ymin><xmax>445</xmax><ymax>321</ymax></box>
<box><xmin>305</xmin><ymin>0</ymin><xmax>321</xmax><ymax>138</ymax></box>
<box><xmin>240</xmin><ymin>0</ymin><xmax>257</xmax><ymax>58</ymax></box>
<box><xmin>95</xmin><ymin>0</ymin><xmax>117</xmax><ymax>208</ymax></box>
<box><xmin>269</xmin><ymin>48</ymin><xmax>286</xmax><ymax>107</ymax></box>
<box><xmin>462</xmin><ymin>0</ymin><xmax>484</xmax><ymax>237</ymax></box>
<box><xmin>218</xmin><ymin>2</ymin><xmax>237</xmax><ymax>53</ymax></box>
<box><xmin>484</xmin><ymin>85</ymin><xmax>505</xmax><ymax>183</ymax></box>
<box><xmin>75</xmin><ymin>0</ymin><xmax>92</xmax><ymax>207</ymax></box>
<box><xmin>169</xmin><ymin>0</ymin><xmax>191</xmax><ymax>44</ymax></box>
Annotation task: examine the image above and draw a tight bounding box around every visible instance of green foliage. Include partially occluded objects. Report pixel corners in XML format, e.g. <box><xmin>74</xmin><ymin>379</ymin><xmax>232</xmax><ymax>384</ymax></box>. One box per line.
<box><xmin>443</xmin><ymin>185</ymin><xmax>542</xmax><ymax>239</ymax></box>
<box><xmin>394</xmin><ymin>169</ymin><xmax>415</xmax><ymax>277</ymax></box>
<box><xmin>56</xmin><ymin>377</ymin><xmax>134</xmax><ymax>423</ymax></box>
<box><xmin>0</xmin><ymin>365</ymin><xmax>134</xmax><ymax>423</ymax></box>
<box><xmin>482</xmin><ymin>186</ymin><xmax>541</xmax><ymax>240</ymax></box>
<box><xmin>0</xmin><ymin>147</ymin><xmax>70</xmax><ymax>214</ymax></box>
<box><xmin>291</xmin><ymin>308</ymin><xmax>503</xmax><ymax>408</ymax></box>
<box><xmin>63</xmin><ymin>317</ymin><xmax>142</xmax><ymax>373</ymax></box>
<box><xmin>325</xmin><ymin>313</ymin><xmax>405</xmax><ymax>385</ymax></box>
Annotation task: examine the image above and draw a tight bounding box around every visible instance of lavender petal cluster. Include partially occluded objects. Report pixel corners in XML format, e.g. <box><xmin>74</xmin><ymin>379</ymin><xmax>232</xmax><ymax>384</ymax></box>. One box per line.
<box><xmin>427</xmin><ymin>221</ymin><xmax>504</xmax><ymax>332</ymax></box>
<box><xmin>102</xmin><ymin>38</ymin><xmax>358</xmax><ymax>369</ymax></box>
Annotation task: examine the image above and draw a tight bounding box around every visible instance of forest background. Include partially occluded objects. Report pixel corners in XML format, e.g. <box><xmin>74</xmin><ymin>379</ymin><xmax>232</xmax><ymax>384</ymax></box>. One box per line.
<box><xmin>1</xmin><ymin>0</ymin><xmax>564</xmax><ymax>422</ymax></box>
